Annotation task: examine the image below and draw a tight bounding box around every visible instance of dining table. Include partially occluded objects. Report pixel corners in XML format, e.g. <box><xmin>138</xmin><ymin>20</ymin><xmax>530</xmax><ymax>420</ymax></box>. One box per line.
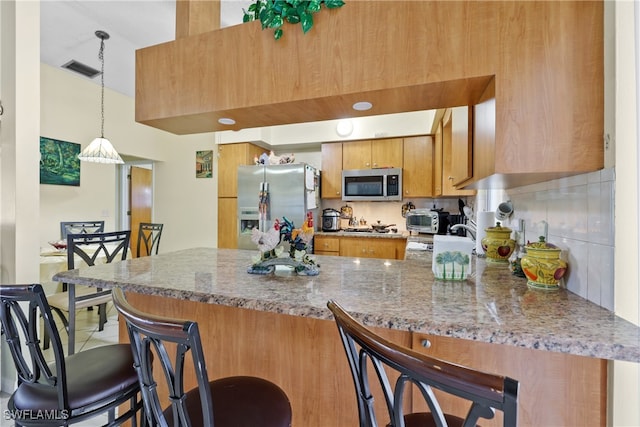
<box><xmin>40</xmin><ymin>243</ymin><xmax>128</xmax><ymax>354</ymax></box>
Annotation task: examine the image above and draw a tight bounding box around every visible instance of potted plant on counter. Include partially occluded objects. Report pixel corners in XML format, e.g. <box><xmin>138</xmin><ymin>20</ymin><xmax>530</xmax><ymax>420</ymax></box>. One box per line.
<box><xmin>243</xmin><ymin>0</ymin><xmax>345</xmax><ymax>40</ymax></box>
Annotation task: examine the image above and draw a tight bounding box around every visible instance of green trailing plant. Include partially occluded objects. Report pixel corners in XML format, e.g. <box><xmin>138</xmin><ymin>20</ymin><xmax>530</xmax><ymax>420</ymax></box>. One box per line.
<box><xmin>243</xmin><ymin>0</ymin><xmax>345</xmax><ymax>41</ymax></box>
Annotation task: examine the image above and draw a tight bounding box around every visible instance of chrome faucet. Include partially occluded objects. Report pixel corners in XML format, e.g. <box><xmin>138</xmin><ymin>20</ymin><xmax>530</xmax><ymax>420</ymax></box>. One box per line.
<box><xmin>449</xmin><ymin>223</ymin><xmax>477</xmax><ymax>241</ymax></box>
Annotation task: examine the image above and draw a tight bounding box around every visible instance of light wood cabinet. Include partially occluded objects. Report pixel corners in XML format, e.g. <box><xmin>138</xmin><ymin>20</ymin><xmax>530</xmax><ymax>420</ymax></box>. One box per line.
<box><xmin>402</xmin><ymin>136</ymin><xmax>433</xmax><ymax>198</ymax></box>
<box><xmin>217</xmin><ymin>142</ymin><xmax>263</xmax><ymax>248</ymax></box>
<box><xmin>315</xmin><ymin>235</ymin><xmax>406</xmax><ymax>260</ymax></box>
<box><xmin>433</xmin><ymin>122</ymin><xmax>443</xmax><ymax>196</ymax></box>
<box><xmin>439</xmin><ymin>109</ymin><xmax>475</xmax><ymax>197</ymax></box>
<box><xmin>217</xmin><ymin>143</ymin><xmax>263</xmax><ymax>198</ymax></box>
<box><xmin>342</xmin><ymin>138</ymin><xmax>403</xmax><ymax>170</ymax></box>
<box><xmin>411</xmin><ymin>333</ymin><xmax>606</xmax><ymax>427</ymax></box>
<box><xmin>339</xmin><ymin>237</ymin><xmax>405</xmax><ymax>260</ymax></box>
<box><xmin>217</xmin><ymin>198</ymin><xmax>237</xmax><ymax>249</ymax></box>
<box><xmin>314</xmin><ymin>235</ymin><xmax>340</xmax><ymax>256</ymax></box>
<box><xmin>450</xmin><ymin>106</ymin><xmax>473</xmax><ymax>186</ymax></box>
<box><xmin>320</xmin><ymin>143</ymin><xmax>343</xmax><ymax>199</ymax></box>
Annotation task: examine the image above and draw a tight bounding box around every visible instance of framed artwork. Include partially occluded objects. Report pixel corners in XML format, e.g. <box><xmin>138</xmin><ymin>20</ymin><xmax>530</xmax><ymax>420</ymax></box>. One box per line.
<box><xmin>196</xmin><ymin>150</ymin><xmax>213</xmax><ymax>178</ymax></box>
<box><xmin>39</xmin><ymin>137</ymin><xmax>81</xmax><ymax>186</ymax></box>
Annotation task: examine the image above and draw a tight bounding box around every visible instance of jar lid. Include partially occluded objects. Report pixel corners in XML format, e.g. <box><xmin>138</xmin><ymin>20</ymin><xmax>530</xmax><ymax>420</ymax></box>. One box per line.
<box><xmin>526</xmin><ymin>236</ymin><xmax>558</xmax><ymax>250</ymax></box>
<box><xmin>486</xmin><ymin>221</ymin><xmax>512</xmax><ymax>232</ymax></box>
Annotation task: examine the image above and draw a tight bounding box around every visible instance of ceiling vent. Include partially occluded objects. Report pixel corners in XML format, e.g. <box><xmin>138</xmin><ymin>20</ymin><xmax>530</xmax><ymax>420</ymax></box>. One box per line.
<box><xmin>61</xmin><ymin>60</ymin><xmax>101</xmax><ymax>78</ymax></box>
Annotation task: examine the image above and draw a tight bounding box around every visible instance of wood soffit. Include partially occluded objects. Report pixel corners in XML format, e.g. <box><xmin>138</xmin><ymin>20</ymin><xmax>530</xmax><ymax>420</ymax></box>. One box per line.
<box><xmin>135</xmin><ymin>2</ymin><xmax>503</xmax><ymax>135</ymax></box>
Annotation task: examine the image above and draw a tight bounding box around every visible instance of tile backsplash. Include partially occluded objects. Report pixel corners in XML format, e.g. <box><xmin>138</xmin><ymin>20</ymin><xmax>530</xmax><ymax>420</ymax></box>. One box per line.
<box><xmin>504</xmin><ymin>168</ymin><xmax>615</xmax><ymax>310</ymax></box>
<box><xmin>319</xmin><ymin>169</ymin><xmax>615</xmax><ymax>310</ymax></box>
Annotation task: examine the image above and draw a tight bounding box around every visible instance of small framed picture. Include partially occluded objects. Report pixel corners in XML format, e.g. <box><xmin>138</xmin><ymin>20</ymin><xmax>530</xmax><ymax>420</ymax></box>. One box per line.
<box><xmin>196</xmin><ymin>150</ymin><xmax>213</xmax><ymax>178</ymax></box>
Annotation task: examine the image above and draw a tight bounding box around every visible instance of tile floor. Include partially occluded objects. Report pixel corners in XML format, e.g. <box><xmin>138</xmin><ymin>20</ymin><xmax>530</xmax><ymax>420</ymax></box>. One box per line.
<box><xmin>1</xmin><ymin>303</ymin><xmax>121</xmax><ymax>426</ymax></box>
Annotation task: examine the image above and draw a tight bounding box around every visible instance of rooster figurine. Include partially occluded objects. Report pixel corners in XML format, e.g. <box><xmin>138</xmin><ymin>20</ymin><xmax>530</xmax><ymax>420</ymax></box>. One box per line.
<box><xmin>251</xmin><ymin>219</ymin><xmax>283</xmax><ymax>260</ymax></box>
<box><xmin>268</xmin><ymin>151</ymin><xmax>295</xmax><ymax>165</ymax></box>
<box><xmin>291</xmin><ymin>212</ymin><xmax>314</xmax><ymax>247</ymax></box>
<box><xmin>280</xmin><ymin>213</ymin><xmax>314</xmax><ymax>258</ymax></box>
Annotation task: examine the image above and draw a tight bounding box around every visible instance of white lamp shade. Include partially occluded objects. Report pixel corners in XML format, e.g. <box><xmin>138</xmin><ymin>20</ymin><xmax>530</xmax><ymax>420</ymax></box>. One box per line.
<box><xmin>78</xmin><ymin>137</ymin><xmax>124</xmax><ymax>164</ymax></box>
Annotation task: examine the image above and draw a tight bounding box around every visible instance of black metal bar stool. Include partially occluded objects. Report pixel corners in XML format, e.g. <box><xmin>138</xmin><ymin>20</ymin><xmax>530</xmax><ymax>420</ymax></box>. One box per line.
<box><xmin>0</xmin><ymin>284</ymin><xmax>143</xmax><ymax>426</ymax></box>
<box><xmin>328</xmin><ymin>299</ymin><xmax>520</xmax><ymax>427</ymax></box>
<box><xmin>112</xmin><ymin>287</ymin><xmax>293</xmax><ymax>427</ymax></box>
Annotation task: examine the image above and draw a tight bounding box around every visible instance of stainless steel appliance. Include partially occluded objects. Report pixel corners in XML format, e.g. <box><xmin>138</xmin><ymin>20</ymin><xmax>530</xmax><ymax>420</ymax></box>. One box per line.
<box><xmin>406</xmin><ymin>209</ymin><xmax>449</xmax><ymax>234</ymax></box>
<box><xmin>237</xmin><ymin>163</ymin><xmax>319</xmax><ymax>250</ymax></box>
<box><xmin>341</xmin><ymin>168</ymin><xmax>402</xmax><ymax>201</ymax></box>
<box><xmin>321</xmin><ymin>208</ymin><xmax>340</xmax><ymax>231</ymax></box>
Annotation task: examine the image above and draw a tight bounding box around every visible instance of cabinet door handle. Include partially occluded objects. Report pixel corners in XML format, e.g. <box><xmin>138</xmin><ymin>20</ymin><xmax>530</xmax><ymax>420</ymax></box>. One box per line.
<box><xmin>448</xmin><ymin>176</ymin><xmax>455</xmax><ymax>181</ymax></box>
<box><xmin>420</xmin><ymin>339</ymin><xmax>431</xmax><ymax>349</ymax></box>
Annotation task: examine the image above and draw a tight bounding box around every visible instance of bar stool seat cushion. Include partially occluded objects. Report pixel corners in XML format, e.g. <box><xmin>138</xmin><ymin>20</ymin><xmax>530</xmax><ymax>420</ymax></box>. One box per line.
<box><xmin>395</xmin><ymin>412</ymin><xmax>467</xmax><ymax>427</ymax></box>
<box><xmin>12</xmin><ymin>344</ymin><xmax>138</xmax><ymax>412</ymax></box>
<box><xmin>163</xmin><ymin>376</ymin><xmax>291</xmax><ymax>427</ymax></box>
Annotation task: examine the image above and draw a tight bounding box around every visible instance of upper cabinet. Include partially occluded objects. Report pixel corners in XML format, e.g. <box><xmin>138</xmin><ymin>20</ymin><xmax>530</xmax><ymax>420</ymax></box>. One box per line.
<box><xmin>342</xmin><ymin>138</ymin><xmax>403</xmax><ymax>170</ymax></box>
<box><xmin>321</xmin><ymin>143</ymin><xmax>343</xmax><ymax>199</ymax></box>
<box><xmin>217</xmin><ymin>143</ymin><xmax>263</xmax><ymax>197</ymax></box>
<box><xmin>450</xmin><ymin>106</ymin><xmax>473</xmax><ymax>186</ymax></box>
<box><xmin>403</xmin><ymin>136</ymin><xmax>433</xmax><ymax>198</ymax></box>
<box><xmin>433</xmin><ymin>122</ymin><xmax>443</xmax><ymax>196</ymax></box>
<box><xmin>438</xmin><ymin>109</ymin><xmax>476</xmax><ymax>197</ymax></box>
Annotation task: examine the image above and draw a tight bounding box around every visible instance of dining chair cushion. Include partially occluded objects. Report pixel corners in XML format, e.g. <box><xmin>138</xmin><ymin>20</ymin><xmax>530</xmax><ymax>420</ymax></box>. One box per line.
<box><xmin>46</xmin><ymin>286</ymin><xmax>112</xmax><ymax>311</ymax></box>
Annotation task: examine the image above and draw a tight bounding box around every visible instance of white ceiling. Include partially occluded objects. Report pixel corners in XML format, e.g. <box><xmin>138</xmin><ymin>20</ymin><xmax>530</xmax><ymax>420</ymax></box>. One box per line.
<box><xmin>41</xmin><ymin>1</ymin><xmax>252</xmax><ymax>98</ymax></box>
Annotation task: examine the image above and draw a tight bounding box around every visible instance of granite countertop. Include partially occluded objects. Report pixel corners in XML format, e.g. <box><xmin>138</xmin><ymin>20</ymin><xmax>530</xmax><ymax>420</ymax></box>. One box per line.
<box><xmin>52</xmin><ymin>247</ymin><xmax>640</xmax><ymax>363</ymax></box>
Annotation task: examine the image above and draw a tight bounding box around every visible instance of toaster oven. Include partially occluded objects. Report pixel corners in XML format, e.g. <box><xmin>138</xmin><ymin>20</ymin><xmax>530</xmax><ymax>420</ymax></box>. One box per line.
<box><xmin>405</xmin><ymin>209</ymin><xmax>448</xmax><ymax>234</ymax></box>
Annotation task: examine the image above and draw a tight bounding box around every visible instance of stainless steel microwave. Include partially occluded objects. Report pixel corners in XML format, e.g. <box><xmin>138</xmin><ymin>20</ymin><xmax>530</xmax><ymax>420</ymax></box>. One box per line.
<box><xmin>341</xmin><ymin>168</ymin><xmax>402</xmax><ymax>201</ymax></box>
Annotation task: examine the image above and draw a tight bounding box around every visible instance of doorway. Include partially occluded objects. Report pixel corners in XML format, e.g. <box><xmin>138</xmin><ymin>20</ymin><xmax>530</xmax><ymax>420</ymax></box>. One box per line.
<box><xmin>118</xmin><ymin>163</ymin><xmax>153</xmax><ymax>257</ymax></box>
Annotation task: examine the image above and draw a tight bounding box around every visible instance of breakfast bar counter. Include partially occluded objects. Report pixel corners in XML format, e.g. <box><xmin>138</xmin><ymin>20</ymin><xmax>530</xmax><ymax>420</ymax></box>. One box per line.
<box><xmin>53</xmin><ymin>247</ymin><xmax>640</xmax><ymax>426</ymax></box>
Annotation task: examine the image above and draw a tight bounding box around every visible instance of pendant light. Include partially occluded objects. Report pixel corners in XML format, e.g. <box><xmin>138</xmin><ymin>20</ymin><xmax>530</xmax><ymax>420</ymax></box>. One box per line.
<box><xmin>78</xmin><ymin>30</ymin><xmax>124</xmax><ymax>164</ymax></box>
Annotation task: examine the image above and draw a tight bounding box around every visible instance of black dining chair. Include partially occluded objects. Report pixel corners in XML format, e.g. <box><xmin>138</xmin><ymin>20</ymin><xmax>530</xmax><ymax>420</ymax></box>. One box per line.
<box><xmin>58</xmin><ymin>221</ymin><xmax>106</xmax><ymax>292</ymax></box>
<box><xmin>112</xmin><ymin>287</ymin><xmax>293</xmax><ymax>427</ymax></box>
<box><xmin>0</xmin><ymin>284</ymin><xmax>144</xmax><ymax>426</ymax></box>
<box><xmin>60</xmin><ymin>220</ymin><xmax>105</xmax><ymax>240</ymax></box>
<box><xmin>327</xmin><ymin>300</ymin><xmax>520</xmax><ymax>427</ymax></box>
<box><xmin>136</xmin><ymin>222</ymin><xmax>163</xmax><ymax>257</ymax></box>
<box><xmin>45</xmin><ymin>230</ymin><xmax>131</xmax><ymax>354</ymax></box>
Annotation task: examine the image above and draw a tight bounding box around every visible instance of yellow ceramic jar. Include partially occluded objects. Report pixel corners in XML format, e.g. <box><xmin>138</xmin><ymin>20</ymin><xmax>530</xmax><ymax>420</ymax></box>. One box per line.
<box><xmin>480</xmin><ymin>222</ymin><xmax>515</xmax><ymax>263</ymax></box>
<box><xmin>520</xmin><ymin>236</ymin><xmax>568</xmax><ymax>290</ymax></box>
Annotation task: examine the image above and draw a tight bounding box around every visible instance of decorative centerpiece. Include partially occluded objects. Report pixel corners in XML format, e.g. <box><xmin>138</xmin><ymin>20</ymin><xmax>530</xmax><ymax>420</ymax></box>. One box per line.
<box><xmin>248</xmin><ymin>213</ymin><xmax>319</xmax><ymax>276</ymax></box>
<box><xmin>520</xmin><ymin>236</ymin><xmax>567</xmax><ymax>290</ymax></box>
<box><xmin>480</xmin><ymin>222</ymin><xmax>515</xmax><ymax>263</ymax></box>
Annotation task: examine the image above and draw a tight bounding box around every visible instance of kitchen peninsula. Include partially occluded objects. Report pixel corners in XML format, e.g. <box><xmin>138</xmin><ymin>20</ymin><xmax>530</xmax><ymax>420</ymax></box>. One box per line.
<box><xmin>54</xmin><ymin>248</ymin><xmax>640</xmax><ymax>426</ymax></box>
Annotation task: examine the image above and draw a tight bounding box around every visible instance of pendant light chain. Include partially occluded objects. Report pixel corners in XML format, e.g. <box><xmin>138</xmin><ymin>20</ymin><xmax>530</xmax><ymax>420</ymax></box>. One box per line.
<box><xmin>78</xmin><ymin>29</ymin><xmax>123</xmax><ymax>164</ymax></box>
<box><xmin>99</xmin><ymin>36</ymin><xmax>105</xmax><ymax>139</ymax></box>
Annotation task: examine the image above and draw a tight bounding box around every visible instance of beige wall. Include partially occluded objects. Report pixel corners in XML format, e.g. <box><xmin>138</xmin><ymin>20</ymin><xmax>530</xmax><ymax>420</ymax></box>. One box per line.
<box><xmin>612</xmin><ymin>1</ymin><xmax>640</xmax><ymax>426</ymax></box>
<box><xmin>39</xmin><ymin>64</ymin><xmax>216</xmax><ymax>252</ymax></box>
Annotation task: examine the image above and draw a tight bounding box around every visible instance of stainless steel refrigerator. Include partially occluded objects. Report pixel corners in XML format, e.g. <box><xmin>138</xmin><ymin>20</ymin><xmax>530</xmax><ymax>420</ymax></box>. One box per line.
<box><xmin>237</xmin><ymin>163</ymin><xmax>319</xmax><ymax>250</ymax></box>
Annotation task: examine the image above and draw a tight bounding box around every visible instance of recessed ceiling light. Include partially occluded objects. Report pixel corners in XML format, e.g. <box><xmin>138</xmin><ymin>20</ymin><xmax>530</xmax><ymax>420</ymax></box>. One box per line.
<box><xmin>218</xmin><ymin>118</ymin><xmax>236</xmax><ymax>125</ymax></box>
<box><xmin>352</xmin><ymin>101</ymin><xmax>372</xmax><ymax>111</ymax></box>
